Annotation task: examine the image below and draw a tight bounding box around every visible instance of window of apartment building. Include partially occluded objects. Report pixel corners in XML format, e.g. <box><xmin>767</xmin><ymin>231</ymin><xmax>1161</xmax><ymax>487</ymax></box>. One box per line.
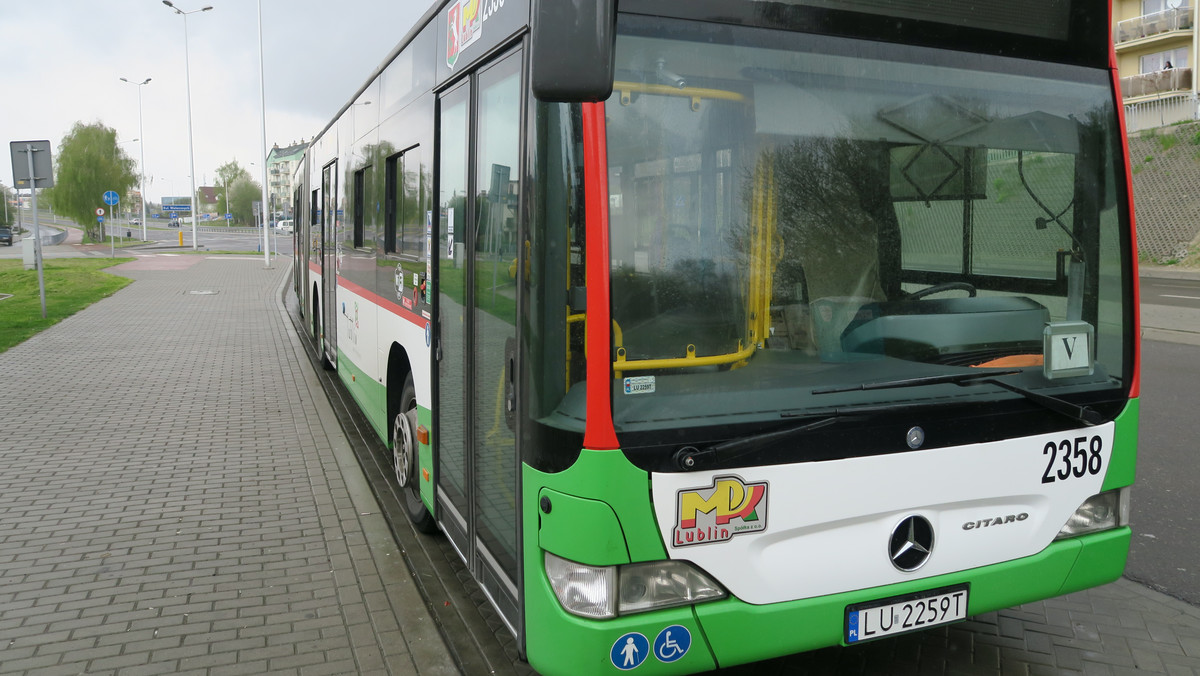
<box><xmin>1143</xmin><ymin>0</ymin><xmax>1189</xmax><ymax>14</ymax></box>
<box><xmin>1141</xmin><ymin>47</ymin><xmax>1189</xmax><ymax>72</ymax></box>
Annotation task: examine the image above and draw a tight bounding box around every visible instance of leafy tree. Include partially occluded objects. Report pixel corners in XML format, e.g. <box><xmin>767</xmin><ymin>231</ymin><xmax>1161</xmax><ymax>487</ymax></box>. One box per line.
<box><xmin>229</xmin><ymin>177</ymin><xmax>264</xmax><ymax>226</ymax></box>
<box><xmin>214</xmin><ymin>160</ymin><xmax>251</xmax><ymax>218</ymax></box>
<box><xmin>43</xmin><ymin>122</ymin><xmax>137</xmax><ymax>242</ymax></box>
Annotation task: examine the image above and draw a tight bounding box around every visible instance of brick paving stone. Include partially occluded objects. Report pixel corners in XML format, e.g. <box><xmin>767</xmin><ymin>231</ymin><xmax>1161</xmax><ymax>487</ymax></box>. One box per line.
<box><xmin>0</xmin><ymin>256</ymin><xmax>454</xmax><ymax>675</ymax></box>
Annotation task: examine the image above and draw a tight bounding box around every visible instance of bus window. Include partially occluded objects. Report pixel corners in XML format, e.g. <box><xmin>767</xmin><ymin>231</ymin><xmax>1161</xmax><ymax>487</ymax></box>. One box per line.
<box><xmin>604</xmin><ymin>15</ymin><xmax>1130</xmax><ymax>441</ymax></box>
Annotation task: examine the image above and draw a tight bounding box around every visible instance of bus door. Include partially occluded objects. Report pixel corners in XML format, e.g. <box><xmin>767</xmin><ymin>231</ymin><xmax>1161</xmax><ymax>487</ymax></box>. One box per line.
<box><xmin>321</xmin><ymin>161</ymin><xmax>338</xmax><ymax>364</ymax></box>
<box><xmin>436</xmin><ymin>48</ymin><xmax>524</xmax><ymax>633</ymax></box>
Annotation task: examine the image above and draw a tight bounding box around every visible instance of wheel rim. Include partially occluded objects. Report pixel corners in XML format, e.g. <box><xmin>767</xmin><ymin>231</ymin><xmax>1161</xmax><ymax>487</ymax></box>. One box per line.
<box><xmin>392</xmin><ymin>407</ymin><xmax>418</xmax><ymax>488</ymax></box>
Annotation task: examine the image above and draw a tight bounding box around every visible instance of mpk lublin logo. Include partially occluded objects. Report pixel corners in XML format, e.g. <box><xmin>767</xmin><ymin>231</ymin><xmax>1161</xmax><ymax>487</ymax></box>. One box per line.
<box><xmin>672</xmin><ymin>476</ymin><xmax>767</xmax><ymax>547</ymax></box>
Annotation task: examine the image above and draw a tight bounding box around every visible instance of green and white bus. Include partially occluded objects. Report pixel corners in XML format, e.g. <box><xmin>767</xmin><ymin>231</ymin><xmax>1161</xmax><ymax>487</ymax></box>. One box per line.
<box><xmin>292</xmin><ymin>0</ymin><xmax>1140</xmax><ymax>673</ymax></box>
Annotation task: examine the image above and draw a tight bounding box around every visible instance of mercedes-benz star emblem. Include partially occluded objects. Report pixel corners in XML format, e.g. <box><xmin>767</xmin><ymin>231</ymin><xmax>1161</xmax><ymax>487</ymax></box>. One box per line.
<box><xmin>889</xmin><ymin>515</ymin><xmax>934</xmax><ymax>572</ymax></box>
<box><xmin>906</xmin><ymin>426</ymin><xmax>925</xmax><ymax>450</ymax></box>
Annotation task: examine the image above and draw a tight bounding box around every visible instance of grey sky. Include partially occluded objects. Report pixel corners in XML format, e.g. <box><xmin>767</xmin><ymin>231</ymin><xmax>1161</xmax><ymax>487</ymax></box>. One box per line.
<box><xmin>2</xmin><ymin>1</ymin><xmax>424</xmax><ymax>203</ymax></box>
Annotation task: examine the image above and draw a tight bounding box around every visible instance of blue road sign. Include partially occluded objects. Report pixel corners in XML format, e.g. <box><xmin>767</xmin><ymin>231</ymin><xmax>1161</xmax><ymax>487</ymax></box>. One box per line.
<box><xmin>102</xmin><ymin>190</ymin><xmax>119</xmax><ymax>206</ymax></box>
<box><xmin>162</xmin><ymin>204</ymin><xmax>190</xmax><ymax>212</ymax></box>
<box><xmin>225</xmin><ymin>213</ymin><xmax>233</xmax><ymax>220</ymax></box>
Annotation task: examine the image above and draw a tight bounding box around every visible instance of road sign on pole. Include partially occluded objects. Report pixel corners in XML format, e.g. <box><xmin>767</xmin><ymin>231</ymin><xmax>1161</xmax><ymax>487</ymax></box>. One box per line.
<box><xmin>102</xmin><ymin>190</ymin><xmax>120</xmax><ymax>206</ymax></box>
<box><xmin>95</xmin><ymin>208</ymin><xmax>105</xmax><ymax>217</ymax></box>
<box><xmin>11</xmin><ymin>140</ymin><xmax>51</xmax><ymax>318</ymax></box>
<box><xmin>10</xmin><ymin>140</ymin><xmax>54</xmax><ymax>188</ymax></box>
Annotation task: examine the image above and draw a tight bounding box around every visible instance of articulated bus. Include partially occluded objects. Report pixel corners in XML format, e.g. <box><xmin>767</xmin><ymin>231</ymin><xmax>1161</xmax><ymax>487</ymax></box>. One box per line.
<box><xmin>292</xmin><ymin>1</ymin><xmax>1139</xmax><ymax>673</ymax></box>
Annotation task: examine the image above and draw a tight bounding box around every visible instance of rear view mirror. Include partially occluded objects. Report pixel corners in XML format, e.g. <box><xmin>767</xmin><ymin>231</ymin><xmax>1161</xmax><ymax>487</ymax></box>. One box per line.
<box><xmin>531</xmin><ymin>0</ymin><xmax>617</xmax><ymax>102</ymax></box>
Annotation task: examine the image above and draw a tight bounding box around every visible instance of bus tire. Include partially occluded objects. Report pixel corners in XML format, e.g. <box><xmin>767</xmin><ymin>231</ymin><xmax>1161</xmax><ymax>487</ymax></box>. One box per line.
<box><xmin>394</xmin><ymin>373</ymin><xmax>438</xmax><ymax>533</ymax></box>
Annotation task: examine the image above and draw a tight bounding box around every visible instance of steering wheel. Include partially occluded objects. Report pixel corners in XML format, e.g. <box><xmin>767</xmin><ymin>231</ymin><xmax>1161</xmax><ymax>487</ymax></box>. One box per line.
<box><xmin>907</xmin><ymin>281</ymin><xmax>977</xmax><ymax>300</ymax></box>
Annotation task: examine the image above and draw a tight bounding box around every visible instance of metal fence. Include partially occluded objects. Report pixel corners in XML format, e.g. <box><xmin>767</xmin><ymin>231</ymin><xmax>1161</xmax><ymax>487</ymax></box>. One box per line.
<box><xmin>1121</xmin><ymin>68</ymin><xmax>1194</xmax><ymax>99</ymax></box>
<box><xmin>1115</xmin><ymin>6</ymin><xmax>1194</xmax><ymax>43</ymax></box>
<box><xmin>1124</xmin><ymin>93</ymin><xmax>1199</xmax><ymax>133</ymax></box>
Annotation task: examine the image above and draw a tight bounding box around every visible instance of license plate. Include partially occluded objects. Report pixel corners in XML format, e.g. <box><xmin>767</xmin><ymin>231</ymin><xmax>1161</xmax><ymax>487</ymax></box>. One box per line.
<box><xmin>845</xmin><ymin>584</ymin><xmax>968</xmax><ymax>644</ymax></box>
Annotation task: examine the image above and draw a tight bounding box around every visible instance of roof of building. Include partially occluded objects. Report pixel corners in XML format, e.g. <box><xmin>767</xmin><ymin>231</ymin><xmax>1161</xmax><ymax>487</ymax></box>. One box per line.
<box><xmin>268</xmin><ymin>141</ymin><xmax>308</xmax><ymax>164</ymax></box>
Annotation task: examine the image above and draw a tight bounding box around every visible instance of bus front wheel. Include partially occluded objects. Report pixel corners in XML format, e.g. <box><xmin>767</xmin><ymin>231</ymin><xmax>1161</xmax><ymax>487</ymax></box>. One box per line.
<box><xmin>393</xmin><ymin>374</ymin><xmax>438</xmax><ymax>534</ymax></box>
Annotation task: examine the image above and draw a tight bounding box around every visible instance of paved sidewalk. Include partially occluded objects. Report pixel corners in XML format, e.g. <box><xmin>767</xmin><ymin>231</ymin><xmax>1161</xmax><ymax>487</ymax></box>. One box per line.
<box><xmin>0</xmin><ymin>256</ymin><xmax>457</xmax><ymax>675</ymax></box>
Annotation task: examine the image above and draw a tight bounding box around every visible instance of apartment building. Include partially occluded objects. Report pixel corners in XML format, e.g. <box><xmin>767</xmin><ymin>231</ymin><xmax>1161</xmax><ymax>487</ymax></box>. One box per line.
<box><xmin>1114</xmin><ymin>0</ymin><xmax>1199</xmax><ymax>131</ymax></box>
<box><xmin>266</xmin><ymin>141</ymin><xmax>308</xmax><ymax>221</ymax></box>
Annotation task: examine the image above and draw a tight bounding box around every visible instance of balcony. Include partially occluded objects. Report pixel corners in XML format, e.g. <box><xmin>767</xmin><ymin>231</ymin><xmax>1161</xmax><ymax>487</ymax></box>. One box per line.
<box><xmin>1116</xmin><ymin>7</ymin><xmax>1194</xmax><ymax>44</ymax></box>
<box><xmin>1122</xmin><ymin>67</ymin><xmax>1193</xmax><ymax>98</ymax></box>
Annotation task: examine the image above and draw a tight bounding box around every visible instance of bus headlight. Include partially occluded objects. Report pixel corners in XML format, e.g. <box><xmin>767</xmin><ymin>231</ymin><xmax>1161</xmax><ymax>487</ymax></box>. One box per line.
<box><xmin>545</xmin><ymin>552</ymin><xmax>726</xmax><ymax>619</ymax></box>
<box><xmin>1056</xmin><ymin>488</ymin><xmax>1130</xmax><ymax>539</ymax></box>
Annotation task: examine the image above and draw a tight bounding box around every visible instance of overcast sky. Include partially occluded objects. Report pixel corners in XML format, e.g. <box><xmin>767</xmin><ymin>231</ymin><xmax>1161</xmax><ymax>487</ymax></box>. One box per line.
<box><xmin>1</xmin><ymin>1</ymin><xmax>424</xmax><ymax>204</ymax></box>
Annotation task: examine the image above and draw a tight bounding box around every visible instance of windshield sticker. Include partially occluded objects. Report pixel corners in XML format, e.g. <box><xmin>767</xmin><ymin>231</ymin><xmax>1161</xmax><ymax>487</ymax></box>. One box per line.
<box><xmin>623</xmin><ymin>376</ymin><xmax>655</xmax><ymax>395</ymax></box>
<box><xmin>673</xmin><ymin>475</ymin><xmax>767</xmax><ymax>547</ymax></box>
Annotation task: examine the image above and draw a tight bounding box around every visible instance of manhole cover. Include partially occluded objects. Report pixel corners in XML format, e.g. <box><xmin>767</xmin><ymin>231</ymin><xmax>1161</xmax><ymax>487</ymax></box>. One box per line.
<box><xmin>187</xmin><ymin>290</ymin><xmax>219</xmax><ymax>295</ymax></box>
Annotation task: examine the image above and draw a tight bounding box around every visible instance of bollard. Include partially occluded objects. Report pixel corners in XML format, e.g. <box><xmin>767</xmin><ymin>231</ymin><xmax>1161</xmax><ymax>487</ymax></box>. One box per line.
<box><xmin>178</xmin><ymin>231</ymin><xmax>183</xmax><ymax>246</ymax></box>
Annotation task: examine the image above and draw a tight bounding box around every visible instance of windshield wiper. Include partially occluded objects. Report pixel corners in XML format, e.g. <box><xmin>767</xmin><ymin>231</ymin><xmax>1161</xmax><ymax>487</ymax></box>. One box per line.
<box><xmin>812</xmin><ymin>369</ymin><xmax>1102</xmax><ymax>426</ymax></box>
<box><xmin>970</xmin><ymin>377</ymin><xmax>1104</xmax><ymax>426</ymax></box>
<box><xmin>674</xmin><ymin>413</ymin><xmax>857</xmax><ymax>471</ymax></box>
<box><xmin>811</xmin><ymin>370</ymin><xmax>1021</xmax><ymax>395</ymax></box>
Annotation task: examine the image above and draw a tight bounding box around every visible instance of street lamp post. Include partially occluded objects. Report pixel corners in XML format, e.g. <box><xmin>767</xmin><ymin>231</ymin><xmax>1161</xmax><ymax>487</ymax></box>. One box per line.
<box><xmin>120</xmin><ymin>77</ymin><xmax>151</xmax><ymax>241</ymax></box>
<box><xmin>162</xmin><ymin>0</ymin><xmax>212</xmax><ymax>251</ymax></box>
<box><xmin>115</xmin><ymin>138</ymin><xmax>139</xmax><ymax>243</ymax></box>
<box><xmin>257</xmin><ymin>0</ymin><xmax>271</xmax><ymax>266</ymax></box>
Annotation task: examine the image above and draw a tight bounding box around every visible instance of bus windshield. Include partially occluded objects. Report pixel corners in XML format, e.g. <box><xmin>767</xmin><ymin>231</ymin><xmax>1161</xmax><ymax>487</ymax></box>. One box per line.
<box><xmin>605</xmin><ymin>15</ymin><xmax>1130</xmax><ymax>438</ymax></box>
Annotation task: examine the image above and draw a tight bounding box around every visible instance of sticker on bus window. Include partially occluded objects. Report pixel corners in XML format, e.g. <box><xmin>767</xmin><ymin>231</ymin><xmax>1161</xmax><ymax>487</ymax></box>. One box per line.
<box><xmin>623</xmin><ymin>376</ymin><xmax>655</xmax><ymax>395</ymax></box>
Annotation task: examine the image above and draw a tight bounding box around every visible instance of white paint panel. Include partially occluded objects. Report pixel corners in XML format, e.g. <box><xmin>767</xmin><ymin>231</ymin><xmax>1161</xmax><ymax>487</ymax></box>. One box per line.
<box><xmin>651</xmin><ymin>424</ymin><xmax>1114</xmax><ymax>604</ymax></box>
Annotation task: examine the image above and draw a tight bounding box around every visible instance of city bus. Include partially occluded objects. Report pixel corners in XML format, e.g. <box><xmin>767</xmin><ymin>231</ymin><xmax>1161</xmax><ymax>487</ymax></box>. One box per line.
<box><xmin>291</xmin><ymin>1</ymin><xmax>1139</xmax><ymax>673</ymax></box>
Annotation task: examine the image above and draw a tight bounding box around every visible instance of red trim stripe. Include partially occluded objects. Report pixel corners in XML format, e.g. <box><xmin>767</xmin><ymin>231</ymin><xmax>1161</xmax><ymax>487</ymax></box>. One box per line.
<box><xmin>582</xmin><ymin>102</ymin><xmax>620</xmax><ymax>450</ymax></box>
<box><xmin>337</xmin><ymin>275</ymin><xmax>429</xmax><ymax>329</ymax></box>
<box><xmin>309</xmin><ymin>261</ymin><xmax>322</xmax><ymax>275</ymax></box>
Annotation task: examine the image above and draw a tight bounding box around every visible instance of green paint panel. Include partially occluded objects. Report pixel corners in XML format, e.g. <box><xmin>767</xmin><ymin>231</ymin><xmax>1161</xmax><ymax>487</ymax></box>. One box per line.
<box><xmin>1058</xmin><ymin>527</ymin><xmax>1130</xmax><ymax>594</ymax></box>
<box><xmin>694</xmin><ymin>531</ymin><xmax>1126</xmax><ymax>668</ymax></box>
<box><xmin>524</xmin><ymin>449</ymin><xmax>666</xmax><ymax>563</ymax></box>
<box><xmin>524</xmin><ymin>451</ymin><xmax>697</xmax><ymax>674</ymax></box>
<box><xmin>418</xmin><ymin>407</ymin><xmax>435</xmax><ymax>513</ymax></box>
<box><xmin>538</xmin><ymin>488</ymin><xmax>630</xmax><ymax>566</ymax></box>
<box><xmin>1102</xmin><ymin>398</ymin><xmax>1139</xmax><ymax>492</ymax></box>
<box><xmin>523</xmin><ymin>548</ymin><xmax>717</xmax><ymax>675</ymax></box>
<box><xmin>336</xmin><ymin>349</ymin><xmax>388</xmax><ymax>443</ymax></box>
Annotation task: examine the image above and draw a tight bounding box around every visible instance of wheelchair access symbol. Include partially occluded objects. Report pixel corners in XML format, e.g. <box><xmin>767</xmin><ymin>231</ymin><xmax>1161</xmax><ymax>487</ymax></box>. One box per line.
<box><xmin>653</xmin><ymin>625</ymin><xmax>691</xmax><ymax>663</ymax></box>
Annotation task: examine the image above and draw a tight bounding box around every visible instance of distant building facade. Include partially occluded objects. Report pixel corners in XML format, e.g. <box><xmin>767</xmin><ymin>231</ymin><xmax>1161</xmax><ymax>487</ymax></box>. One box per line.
<box><xmin>1113</xmin><ymin>0</ymin><xmax>1199</xmax><ymax>131</ymax></box>
<box><xmin>267</xmin><ymin>141</ymin><xmax>308</xmax><ymax>220</ymax></box>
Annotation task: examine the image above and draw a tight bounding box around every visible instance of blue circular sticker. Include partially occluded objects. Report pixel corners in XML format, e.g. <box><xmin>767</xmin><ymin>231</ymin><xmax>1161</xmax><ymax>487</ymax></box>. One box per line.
<box><xmin>610</xmin><ymin>632</ymin><xmax>649</xmax><ymax>670</ymax></box>
<box><xmin>653</xmin><ymin>625</ymin><xmax>691</xmax><ymax>663</ymax></box>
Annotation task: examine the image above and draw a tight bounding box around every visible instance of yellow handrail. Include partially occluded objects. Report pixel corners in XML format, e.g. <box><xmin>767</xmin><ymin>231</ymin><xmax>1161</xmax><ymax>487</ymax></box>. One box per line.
<box><xmin>614</xmin><ymin>81</ymin><xmax>746</xmax><ymax>111</ymax></box>
<box><xmin>613</xmin><ymin>341</ymin><xmax>755</xmax><ymax>374</ymax></box>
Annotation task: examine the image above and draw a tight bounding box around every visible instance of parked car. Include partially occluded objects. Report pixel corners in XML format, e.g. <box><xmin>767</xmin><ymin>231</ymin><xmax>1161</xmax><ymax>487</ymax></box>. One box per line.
<box><xmin>0</xmin><ymin>226</ymin><xmax>12</xmax><ymax>246</ymax></box>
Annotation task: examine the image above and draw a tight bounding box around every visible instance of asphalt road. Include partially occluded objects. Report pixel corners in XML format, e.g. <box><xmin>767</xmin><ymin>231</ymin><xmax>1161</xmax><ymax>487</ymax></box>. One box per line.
<box><xmin>1140</xmin><ymin>275</ymin><xmax>1200</xmax><ymax>308</ymax></box>
<box><xmin>1127</xmin><ymin>336</ymin><xmax>1200</xmax><ymax>605</ymax></box>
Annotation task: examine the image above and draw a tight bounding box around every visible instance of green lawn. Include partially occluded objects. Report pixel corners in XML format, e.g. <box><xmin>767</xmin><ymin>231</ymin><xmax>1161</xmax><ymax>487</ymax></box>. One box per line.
<box><xmin>0</xmin><ymin>258</ymin><xmax>134</xmax><ymax>353</ymax></box>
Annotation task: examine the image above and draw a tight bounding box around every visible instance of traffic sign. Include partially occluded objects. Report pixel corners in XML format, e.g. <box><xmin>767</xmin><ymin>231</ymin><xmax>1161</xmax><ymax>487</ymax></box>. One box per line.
<box><xmin>225</xmin><ymin>213</ymin><xmax>232</xmax><ymax>220</ymax></box>
<box><xmin>102</xmin><ymin>190</ymin><xmax>119</xmax><ymax>206</ymax></box>
<box><xmin>95</xmin><ymin>208</ymin><xmax>105</xmax><ymax>217</ymax></box>
<box><xmin>162</xmin><ymin>204</ymin><xmax>190</xmax><ymax>212</ymax></box>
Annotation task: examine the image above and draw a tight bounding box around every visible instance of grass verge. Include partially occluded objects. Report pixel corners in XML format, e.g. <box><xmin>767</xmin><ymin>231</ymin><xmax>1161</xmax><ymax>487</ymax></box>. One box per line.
<box><xmin>0</xmin><ymin>258</ymin><xmax>134</xmax><ymax>353</ymax></box>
